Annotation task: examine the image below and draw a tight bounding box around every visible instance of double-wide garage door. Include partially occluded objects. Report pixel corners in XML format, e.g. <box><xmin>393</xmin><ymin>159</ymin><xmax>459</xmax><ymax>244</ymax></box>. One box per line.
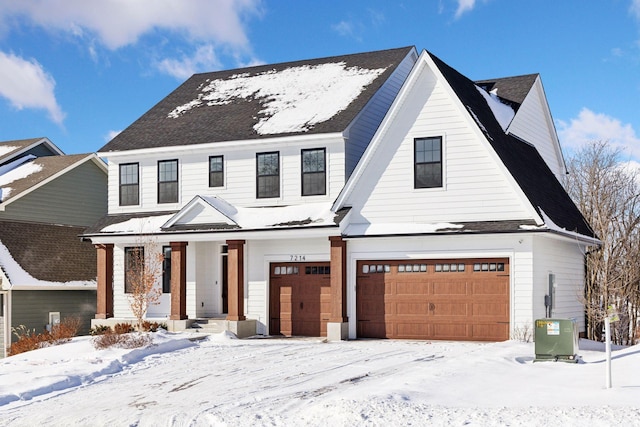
<box><xmin>357</xmin><ymin>258</ymin><xmax>510</xmax><ymax>341</ymax></box>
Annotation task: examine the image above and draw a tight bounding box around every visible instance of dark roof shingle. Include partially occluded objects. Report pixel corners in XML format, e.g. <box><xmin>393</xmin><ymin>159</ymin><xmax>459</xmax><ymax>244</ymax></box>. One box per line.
<box><xmin>100</xmin><ymin>46</ymin><xmax>415</xmax><ymax>152</ymax></box>
<box><xmin>0</xmin><ymin>221</ymin><xmax>96</xmax><ymax>282</ymax></box>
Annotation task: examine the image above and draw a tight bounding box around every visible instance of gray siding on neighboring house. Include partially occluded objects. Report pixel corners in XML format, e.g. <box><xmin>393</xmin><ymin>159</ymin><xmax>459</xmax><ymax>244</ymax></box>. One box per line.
<box><xmin>0</xmin><ymin>161</ymin><xmax>107</xmax><ymax>226</ymax></box>
<box><xmin>10</xmin><ymin>290</ymin><xmax>97</xmax><ymax>342</ymax></box>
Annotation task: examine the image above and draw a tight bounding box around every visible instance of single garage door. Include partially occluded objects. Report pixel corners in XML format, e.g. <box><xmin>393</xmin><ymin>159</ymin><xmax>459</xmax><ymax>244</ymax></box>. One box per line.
<box><xmin>269</xmin><ymin>262</ymin><xmax>331</xmax><ymax>337</ymax></box>
<box><xmin>357</xmin><ymin>258</ymin><xmax>509</xmax><ymax>341</ymax></box>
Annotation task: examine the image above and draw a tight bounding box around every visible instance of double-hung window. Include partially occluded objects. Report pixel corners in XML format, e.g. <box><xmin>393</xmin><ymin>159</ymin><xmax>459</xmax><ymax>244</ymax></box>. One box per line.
<box><xmin>256</xmin><ymin>152</ymin><xmax>279</xmax><ymax>198</ymax></box>
<box><xmin>209</xmin><ymin>155</ymin><xmax>224</xmax><ymax>187</ymax></box>
<box><xmin>158</xmin><ymin>159</ymin><xmax>178</xmax><ymax>203</ymax></box>
<box><xmin>301</xmin><ymin>148</ymin><xmax>326</xmax><ymax>196</ymax></box>
<box><xmin>119</xmin><ymin>163</ymin><xmax>139</xmax><ymax>206</ymax></box>
<box><xmin>414</xmin><ymin>137</ymin><xmax>442</xmax><ymax>188</ymax></box>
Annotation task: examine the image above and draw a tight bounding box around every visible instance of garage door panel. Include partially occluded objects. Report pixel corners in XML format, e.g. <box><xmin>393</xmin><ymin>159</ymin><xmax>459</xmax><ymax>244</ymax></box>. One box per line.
<box><xmin>473</xmin><ymin>323</ymin><xmax>509</xmax><ymax>340</ymax></box>
<box><xmin>473</xmin><ymin>304</ymin><xmax>509</xmax><ymax>319</ymax></box>
<box><xmin>396</xmin><ymin>302</ymin><xmax>429</xmax><ymax>314</ymax></box>
<box><xmin>395</xmin><ymin>281</ymin><xmax>430</xmax><ymax>295</ymax></box>
<box><xmin>472</xmin><ymin>281</ymin><xmax>508</xmax><ymax>296</ymax></box>
<box><xmin>433</xmin><ymin>281</ymin><xmax>467</xmax><ymax>295</ymax></box>
<box><xmin>357</xmin><ymin>258</ymin><xmax>509</xmax><ymax>341</ymax></box>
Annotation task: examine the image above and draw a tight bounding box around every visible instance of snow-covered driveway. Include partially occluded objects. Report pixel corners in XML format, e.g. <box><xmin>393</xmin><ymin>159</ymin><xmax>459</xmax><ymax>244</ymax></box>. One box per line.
<box><xmin>2</xmin><ymin>333</ymin><xmax>640</xmax><ymax>426</ymax></box>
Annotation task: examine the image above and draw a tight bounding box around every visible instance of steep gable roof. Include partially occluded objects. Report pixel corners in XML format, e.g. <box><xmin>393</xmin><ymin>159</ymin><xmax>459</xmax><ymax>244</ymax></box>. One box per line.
<box><xmin>0</xmin><ymin>220</ymin><xmax>96</xmax><ymax>287</ymax></box>
<box><xmin>475</xmin><ymin>74</ymin><xmax>538</xmax><ymax>110</ymax></box>
<box><xmin>427</xmin><ymin>52</ymin><xmax>594</xmax><ymax>239</ymax></box>
<box><xmin>0</xmin><ymin>137</ymin><xmax>63</xmax><ymax>165</ymax></box>
<box><xmin>99</xmin><ymin>46</ymin><xmax>416</xmax><ymax>152</ymax></box>
<box><xmin>0</xmin><ymin>153</ymin><xmax>104</xmax><ymax>205</ymax></box>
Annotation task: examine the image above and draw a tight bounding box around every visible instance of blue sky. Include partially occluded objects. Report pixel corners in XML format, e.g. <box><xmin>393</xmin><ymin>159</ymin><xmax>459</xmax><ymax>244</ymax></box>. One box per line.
<box><xmin>1</xmin><ymin>0</ymin><xmax>639</xmax><ymax>161</ymax></box>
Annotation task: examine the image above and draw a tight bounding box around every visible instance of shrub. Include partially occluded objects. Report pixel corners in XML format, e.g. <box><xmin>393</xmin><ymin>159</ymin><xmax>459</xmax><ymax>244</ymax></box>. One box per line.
<box><xmin>92</xmin><ymin>331</ymin><xmax>152</xmax><ymax>350</ymax></box>
<box><xmin>113</xmin><ymin>323</ymin><xmax>135</xmax><ymax>334</ymax></box>
<box><xmin>141</xmin><ymin>321</ymin><xmax>167</xmax><ymax>332</ymax></box>
<box><xmin>90</xmin><ymin>325</ymin><xmax>112</xmax><ymax>336</ymax></box>
<box><xmin>9</xmin><ymin>317</ymin><xmax>83</xmax><ymax>356</ymax></box>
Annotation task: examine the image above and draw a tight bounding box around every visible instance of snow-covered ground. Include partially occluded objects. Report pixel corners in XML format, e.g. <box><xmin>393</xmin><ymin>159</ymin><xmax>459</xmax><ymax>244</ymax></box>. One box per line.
<box><xmin>1</xmin><ymin>331</ymin><xmax>639</xmax><ymax>426</ymax></box>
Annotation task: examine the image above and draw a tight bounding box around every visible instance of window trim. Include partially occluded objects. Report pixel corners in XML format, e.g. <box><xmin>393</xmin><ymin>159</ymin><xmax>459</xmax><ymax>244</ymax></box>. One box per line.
<box><xmin>414</xmin><ymin>136</ymin><xmax>443</xmax><ymax>189</ymax></box>
<box><xmin>124</xmin><ymin>246</ymin><xmax>144</xmax><ymax>294</ymax></box>
<box><xmin>119</xmin><ymin>163</ymin><xmax>139</xmax><ymax>206</ymax></box>
<box><xmin>162</xmin><ymin>246</ymin><xmax>171</xmax><ymax>294</ymax></box>
<box><xmin>157</xmin><ymin>159</ymin><xmax>179</xmax><ymax>204</ymax></box>
<box><xmin>256</xmin><ymin>151</ymin><xmax>280</xmax><ymax>199</ymax></box>
<box><xmin>301</xmin><ymin>148</ymin><xmax>326</xmax><ymax>196</ymax></box>
<box><xmin>209</xmin><ymin>155</ymin><xmax>224</xmax><ymax>188</ymax></box>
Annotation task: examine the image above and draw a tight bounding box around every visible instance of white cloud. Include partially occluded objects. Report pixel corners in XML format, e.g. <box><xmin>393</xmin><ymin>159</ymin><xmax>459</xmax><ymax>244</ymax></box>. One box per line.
<box><xmin>332</xmin><ymin>20</ymin><xmax>356</xmax><ymax>38</ymax></box>
<box><xmin>105</xmin><ymin>130</ymin><xmax>121</xmax><ymax>142</ymax></box>
<box><xmin>0</xmin><ymin>51</ymin><xmax>65</xmax><ymax>124</ymax></box>
<box><xmin>157</xmin><ymin>44</ymin><xmax>222</xmax><ymax>80</ymax></box>
<box><xmin>557</xmin><ymin>108</ymin><xmax>640</xmax><ymax>159</ymax></box>
<box><xmin>0</xmin><ymin>0</ymin><xmax>261</xmax><ymax>50</ymax></box>
<box><xmin>454</xmin><ymin>0</ymin><xmax>477</xmax><ymax>19</ymax></box>
<box><xmin>631</xmin><ymin>0</ymin><xmax>640</xmax><ymax>20</ymax></box>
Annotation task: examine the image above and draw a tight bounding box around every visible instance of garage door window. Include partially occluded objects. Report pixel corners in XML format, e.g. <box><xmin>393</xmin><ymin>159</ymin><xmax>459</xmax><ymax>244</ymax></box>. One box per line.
<box><xmin>473</xmin><ymin>262</ymin><xmax>505</xmax><ymax>272</ymax></box>
<box><xmin>306</xmin><ymin>266</ymin><xmax>330</xmax><ymax>274</ymax></box>
<box><xmin>435</xmin><ymin>263</ymin><xmax>466</xmax><ymax>272</ymax></box>
<box><xmin>273</xmin><ymin>265</ymin><xmax>299</xmax><ymax>275</ymax></box>
<box><xmin>362</xmin><ymin>264</ymin><xmax>390</xmax><ymax>273</ymax></box>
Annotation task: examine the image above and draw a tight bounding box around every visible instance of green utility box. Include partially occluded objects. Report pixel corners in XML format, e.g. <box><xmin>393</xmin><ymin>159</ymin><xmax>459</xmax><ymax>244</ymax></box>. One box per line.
<box><xmin>534</xmin><ymin>318</ymin><xmax>579</xmax><ymax>363</ymax></box>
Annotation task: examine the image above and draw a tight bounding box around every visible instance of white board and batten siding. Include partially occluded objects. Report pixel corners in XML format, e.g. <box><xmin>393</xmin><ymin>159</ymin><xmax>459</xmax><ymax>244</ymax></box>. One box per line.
<box><xmin>507</xmin><ymin>78</ymin><xmax>566</xmax><ymax>179</ymax></box>
<box><xmin>106</xmin><ymin>136</ymin><xmax>346</xmax><ymax>215</ymax></box>
<box><xmin>345</xmin><ymin>64</ymin><xmax>534</xmax><ymax>226</ymax></box>
<box><xmin>345</xmin><ymin>49</ymin><xmax>417</xmax><ymax>178</ymax></box>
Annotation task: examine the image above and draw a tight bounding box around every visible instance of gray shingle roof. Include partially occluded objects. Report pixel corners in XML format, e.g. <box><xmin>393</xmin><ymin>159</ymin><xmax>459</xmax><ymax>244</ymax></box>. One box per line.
<box><xmin>99</xmin><ymin>46</ymin><xmax>415</xmax><ymax>152</ymax></box>
<box><xmin>0</xmin><ymin>154</ymin><xmax>94</xmax><ymax>204</ymax></box>
<box><xmin>475</xmin><ymin>74</ymin><xmax>538</xmax><ymax>110</ymax></box>
<box><xmin>0</xmin><ymin>138</ymin><xmax>44</xmax><ymax>164</ymax></box>
<box><xmin>0</xmin><ymin>220</ymin><xmax>96</xmax><ymax>282</ymax></box>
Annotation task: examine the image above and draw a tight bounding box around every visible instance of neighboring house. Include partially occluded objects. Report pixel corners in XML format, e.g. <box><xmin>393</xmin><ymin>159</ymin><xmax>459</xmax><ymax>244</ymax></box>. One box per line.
<box><xmin>0</xmin><ymin>138</ymin><xmax>107</xmax><ymax>357</ymax></box>
<box><xmin>83</xmin><ymin>47</ymin><xmax>598</xmax><ymax>342</ymax></box>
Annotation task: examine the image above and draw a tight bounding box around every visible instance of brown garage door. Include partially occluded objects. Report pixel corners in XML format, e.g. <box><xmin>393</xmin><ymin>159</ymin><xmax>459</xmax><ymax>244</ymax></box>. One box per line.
<box><xmin>357</xmin><ymin>258</ymin><xmax>509</xmax><ymax>341</ymax></box>
<box><xmin>269</xmin><ymin>262</ymin><xmax>331</xmax><ymax>337</ymax></box>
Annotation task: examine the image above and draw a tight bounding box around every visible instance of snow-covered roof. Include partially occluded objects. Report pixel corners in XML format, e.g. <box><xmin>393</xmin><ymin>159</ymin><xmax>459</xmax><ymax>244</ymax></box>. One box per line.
<box><xmin>167</xmin><ymin>62</ymin><xmax>387</xmax><ymax>135</ymax></box>
<box><xmin>0</xmin><ymin>221</ymin><xmax>97</xmax><ymax>290</ymax></box>
<box><xmin>95</xmin><ymin>197</ymin><xmax>342</xmax><ymax>235</ymax></box>
<box><xmin>99</xmin><ymin>46</ymin><xmax>416</xmax><ymax>152</ymax></box>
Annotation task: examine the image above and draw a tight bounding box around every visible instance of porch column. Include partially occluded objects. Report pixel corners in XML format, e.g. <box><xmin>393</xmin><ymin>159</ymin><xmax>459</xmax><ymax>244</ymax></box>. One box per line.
<box><xmin>95</xmin><ymin>244</ymin><xmax>114</xmax><ymax>319</ymax></box>
<box><xmin>170</xmin><ymin>241</ymin><xmax>188</xmax><ymax>320</ymax></box>
<box><xmin>226</xmin><ymin>240</ymin><xmax>246</xmax><ymax>321</ymax></box>
<box><xmin>327</xmin><ymin>236</ymin><xmax>349</xmax><ymax>340</ymax></box>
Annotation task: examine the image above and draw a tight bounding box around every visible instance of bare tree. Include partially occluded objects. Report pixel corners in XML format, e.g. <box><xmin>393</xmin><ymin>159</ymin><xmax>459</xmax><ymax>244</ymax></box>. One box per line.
<box><xmin>125</xmin><ymin>239</ymin><xmax>164</xmax><ymax>332</ymax></box>
<box><xmin>564</xmin><ymin>140</ymin><xmax>640</xmax><ymax>344</ymax></box>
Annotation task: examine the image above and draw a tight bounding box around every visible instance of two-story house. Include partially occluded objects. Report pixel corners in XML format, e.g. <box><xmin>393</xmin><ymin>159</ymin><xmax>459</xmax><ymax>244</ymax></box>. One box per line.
<box><xmin>84</xmin><ymin>46</ymin><xmax>598</xmax><ymax>341</ymax></box>
<box><xmin>0</xmin><ymin>137</ymin><xmax>107</xmax><ymax>356</ymax></box>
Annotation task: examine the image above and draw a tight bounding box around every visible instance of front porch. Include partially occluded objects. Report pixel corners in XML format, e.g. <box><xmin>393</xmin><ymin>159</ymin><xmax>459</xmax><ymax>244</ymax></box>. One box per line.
<box><xmin>92</xmin><ymin>236</ymin><xmax>349</xmax><ymax>340</ymax></box>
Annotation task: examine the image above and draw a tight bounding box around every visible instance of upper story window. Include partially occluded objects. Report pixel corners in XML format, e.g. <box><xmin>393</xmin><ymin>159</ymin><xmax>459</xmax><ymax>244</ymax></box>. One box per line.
<box><xmin>209</xmin><ymin>155</ymin><xmax>224</xmax><ymax>187</ymax></box>
<box><xmin>256</xmin><ymin>152</ymin><xmax>279</xmax><ymax>198</ymax></box>
<box><xmin>301</xmin><ymin>148</ymin><xmax>326</xmax><ymax>196</ymax></box>
<box><xmin>119</xmin><ymin>163</ymin><xmax>139</xmax><ymax>206</ymax></box>
<box><xmin>414</xmin><ymin>136</ymin><xmax>442</xmax><ymax>189</ymax></box>
<box><xmin>158</xmin><ymin>159</ymin><xmax>178</xmax><ymax>204</ymax></box>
